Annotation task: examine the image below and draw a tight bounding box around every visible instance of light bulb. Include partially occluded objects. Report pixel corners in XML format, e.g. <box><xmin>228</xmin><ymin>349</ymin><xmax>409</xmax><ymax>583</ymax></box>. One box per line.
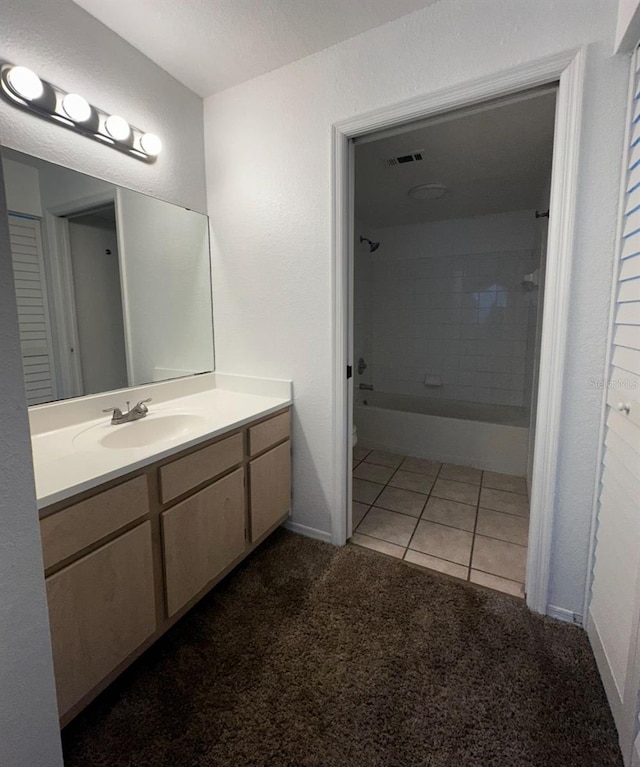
<box><xmin>105</xmin><ymin>114</ymin><xmax>131</xmax><ymax>141</ymax></box>
<box><xmin>7</xmin><ymin>66</ymin><xmax>43</xmax><ymax>101</ymax></box>
<box><xmin>140</xmin><ymin>133</ymin><xmax>162</xmax><ymax>156</ymax></box>
<box><xmin>61</xmin><ymin>93</ymin><xmax>91</xmax><ymax>123</ymax></box>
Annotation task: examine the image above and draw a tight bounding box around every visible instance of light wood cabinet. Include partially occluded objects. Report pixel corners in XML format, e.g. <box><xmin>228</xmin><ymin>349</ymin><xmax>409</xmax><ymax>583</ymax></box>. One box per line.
<box><xmin>159</xmin><ymin>432</ymin><xmax>243</xmax><ymax>503</ymax></box>
<box><xmin>249</xmin><ymin>441</ymin><xmax>291</xmax><ymax>542</ymax></box>
<box><xmin>162</xmin><ymin>469</ymin><xmax>246</xmax><ymax>616</ymax></box>
<box><xmin>46</xmin><ymin>522</ymin><xmax>156</xmax><ymax>717</ymax></box>
<box><xmin>40</xmin><ymin>475</ymin><xmax>149</xmax><ymax>570</ymax></box>
<box><xmin>249</xmin><ymin>410</ymin><xmax>290</xmax><ymax>456</ymax></box>
<box><xmin>40</xmin><ymin>406</ymin><xmax>291</xmax><ymax>726</ymax></box>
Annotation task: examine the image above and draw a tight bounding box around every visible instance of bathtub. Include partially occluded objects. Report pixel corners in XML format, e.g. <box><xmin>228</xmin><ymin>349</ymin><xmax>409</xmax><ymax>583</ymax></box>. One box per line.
<box><xmin>354</xmin><ymin>391</ymin><xmax>530</xmax><ymax>476</ymax></box>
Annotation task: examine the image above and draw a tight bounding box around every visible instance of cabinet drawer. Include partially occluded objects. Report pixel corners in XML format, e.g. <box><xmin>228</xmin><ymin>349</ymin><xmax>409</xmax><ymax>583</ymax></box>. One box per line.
<box><xmin>249</xmin><ymin>441</ymin><xmax>291</xmax><ymax>542</ymax></box>
<box><xmin>159</xmin><ymin>433</ymin><xmax>243</xmax><ymax>504</ymax></box>
<box><xmin>249</xmin><ymin>410</ymin><xmax>290</xmax><ymax>457</ymax></box>
<box><xmin>161</xmin><ymin>468</ymin><xmax>246</xmax><ymax>617</ymax></box>
<box><xmin>40</xmin><ymin>475</ymin><xmax>149</xmax><ymax>570</ymax></box>
<box><xmin>46</xmin><ymin>522</ymin><xmax>156</xmax><ymax>718</ymax></box>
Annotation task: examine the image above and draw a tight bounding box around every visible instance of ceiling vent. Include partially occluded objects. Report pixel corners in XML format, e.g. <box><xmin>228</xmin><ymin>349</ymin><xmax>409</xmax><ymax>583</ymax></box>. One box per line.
<box><xmin>384</xmin><ymin>150</ymin><xmax>424</xmax><ymax>167</ymax></box>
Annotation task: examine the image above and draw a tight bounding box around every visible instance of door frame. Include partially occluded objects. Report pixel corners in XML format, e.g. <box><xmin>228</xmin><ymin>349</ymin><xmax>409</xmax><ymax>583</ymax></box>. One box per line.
<box><xmin>331</xmin><ymin>48</ymin><xmax>586</xmax><ymax>615</ymax></box>
<box><xmin>45</xmin><ymin>191</ymin><xmax>118</xmax><ymax>397</ymax></box>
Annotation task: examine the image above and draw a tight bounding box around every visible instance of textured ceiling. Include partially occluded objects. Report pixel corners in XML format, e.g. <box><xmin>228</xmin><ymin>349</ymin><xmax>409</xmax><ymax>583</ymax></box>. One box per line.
<box><xmin>70</xmin><ymin>0</ymin><xmax>442</xmax><ymax>97</ymax></box>
<box><xmin>355</xmin><ymin>90</ymin><xmax>557</xmax><ymax>228</ymax></box>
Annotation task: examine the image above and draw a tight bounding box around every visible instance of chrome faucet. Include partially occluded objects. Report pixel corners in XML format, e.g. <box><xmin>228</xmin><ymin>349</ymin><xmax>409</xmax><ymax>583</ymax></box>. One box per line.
<box><xmin>103</xmin><ymin>398</ymin><xmax>152</xmax><ymax>425</ymax></box>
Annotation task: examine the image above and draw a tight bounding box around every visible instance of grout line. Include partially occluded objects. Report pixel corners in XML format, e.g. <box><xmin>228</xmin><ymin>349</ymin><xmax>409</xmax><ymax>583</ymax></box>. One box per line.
<box><xmin>362</xmin><ymin>454</ymin><xmax>404</xmax><ymax>470</ymax></box>
<box><xmin>470</xmin><ymin>565</ymin><xmax>525</xmax><ymax>587</ymax></box>
<box><xmin>433</xmin><ymin>476</ymin><xmax>482</xmax><ymax>491</ymax></box>
<box><xmin>352</xmin><ymin>480</ymin><xmax>386</xmax><ymax>507</ymax></box>
<box><xmin>482</xmin><ymin>484</ymin><xmax>529</xmax><ymax>500</ymax></box>
<box><xmin>353</xmin><ymin>506</ymin><xmax>374</xmax><ymax>532</ymax></box>
<box><xmin>402</xmin><ymin>484</ymin><xmax>424</xmax><ymax>559</ymax></box>
<box><xmin>418</xmin><ymin>517</ymin><xmax>475</xmax><ymax>534</ymax></box>
<box><xmin>477</xmin><ymin>504</ymin><xmax>530</xmax><ymax>520</ymax></box>
<box><xmin>351</xmin><ymin>530</ymin><xmax>411</xmax><ymax>549</ymax></box>
<box><xmin>415</xmin><ymin>472</ymin><xmax>438</xmax><ymax>523</ymax></box>
<box><xmin>405</xmin><ymin>546</ymin><xmax>470</xmax><ymax>571</ymax></box>
<box><xmin>466</xmin><ymin>471</ymin><xmax>483</xmax><ymax>581</ymax></box>
<box><xmin>474</xmin><ymin>532</ymin><xmax>528</xmax><ymax>550</ymax></box>
<box><xmin>481</xmin><ymin>484</ymin><xmax>528</xmax><ymax>497</ymax></box>
<box><xmin>423</xmin><ymin>496</ymin><xmax>478</xmax><ymax>511</ymax></box>
<box><xmin>352</xmin><ymin>475</ymin><xmax>386</xmax><ymax>488</ymax></box>
<box><xmin>388</xmin><ymin>480</ymin><xmax>437</xmax><ymax>494</ymax></box>
<box><xmin>368</xmin><ymin>504</ymin><xmax>424</xmax><ymax>521</ymax></box>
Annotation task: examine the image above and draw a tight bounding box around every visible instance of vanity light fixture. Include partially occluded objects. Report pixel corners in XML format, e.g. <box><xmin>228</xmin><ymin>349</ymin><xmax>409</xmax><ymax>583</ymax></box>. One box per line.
<box><xmin>140</xmin><ymin>132</ymin><xmax>162</xmax><ymax>157</ymax></box>
<box><xmin>61</xmin><ymin>93</ymin><xmax>92</xmax><ymax>123</ymax></box>
<box><xmin>6</xmin><ymin>65</ymin><xmax>43</xmax><ymax>101</ymax></box>
<box><xmin>0</xmin><ymin>62</ymin><xmax>162</xmax><ymax>163</ymax></box>
<box><xmin>104</xmin><ymin>114</ymin><xmax>131</xmax><ymax>142</ymax></box>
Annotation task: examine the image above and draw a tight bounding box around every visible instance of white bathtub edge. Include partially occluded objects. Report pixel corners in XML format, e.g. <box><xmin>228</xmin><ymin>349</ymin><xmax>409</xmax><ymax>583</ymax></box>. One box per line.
<box><xmin>355</xmin><ymin>405</ymin><xmax>529</xmax><ymax>476</ymax></box>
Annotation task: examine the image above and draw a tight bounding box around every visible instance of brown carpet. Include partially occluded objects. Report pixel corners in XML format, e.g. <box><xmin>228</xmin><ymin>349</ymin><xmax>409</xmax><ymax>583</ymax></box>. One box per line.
<box><xmin>62</xmin><ymin>530</ymin><xmax>623</xmax><ymax>767</ymax></box>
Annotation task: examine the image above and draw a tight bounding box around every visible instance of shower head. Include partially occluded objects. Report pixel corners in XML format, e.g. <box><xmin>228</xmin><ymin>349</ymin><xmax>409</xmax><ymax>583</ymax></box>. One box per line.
<box><xmin>360</xmin><ymin>235</ymin><xmax>380</xmax><ymax>253</ymax></box>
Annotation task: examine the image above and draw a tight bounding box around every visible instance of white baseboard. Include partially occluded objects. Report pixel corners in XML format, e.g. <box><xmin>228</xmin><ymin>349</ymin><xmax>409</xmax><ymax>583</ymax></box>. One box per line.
<box><xmin>547</xmin><ymin>604</ymin><xmax>583</xmax><ymax>625</ymax></box>
<box><xmin>283</xmin><ymin>520</ymin><xmax>332</xmax><ymax>543</ymax></box>
<box><xmin>587</xmin><ymin>610</ymin><xmax>622</xmax><ymax>725</ymax></box>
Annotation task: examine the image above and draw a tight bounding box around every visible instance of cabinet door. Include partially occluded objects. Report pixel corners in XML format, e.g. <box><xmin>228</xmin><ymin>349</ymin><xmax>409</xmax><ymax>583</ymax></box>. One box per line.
<box><xmin>161</xmin><ymin>468</ymin><xmax>246</xmax><ymax>617</ymax></box>
<box><xmin>46</xmin><ymin>522</ymin><xmax>156</xmax><ymax>718</ymax></box>
<box><xmin>249</xmin><ymin>441</ymin><xmax>291</xmax><ymax>543</ymax></box>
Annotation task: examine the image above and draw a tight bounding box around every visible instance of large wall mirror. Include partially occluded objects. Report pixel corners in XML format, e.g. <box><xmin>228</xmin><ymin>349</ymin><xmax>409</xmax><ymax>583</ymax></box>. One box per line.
<box><xmin>0</xmin><ymin>147</ymin><xmax>214</xmax><ymax>406</ymax></box>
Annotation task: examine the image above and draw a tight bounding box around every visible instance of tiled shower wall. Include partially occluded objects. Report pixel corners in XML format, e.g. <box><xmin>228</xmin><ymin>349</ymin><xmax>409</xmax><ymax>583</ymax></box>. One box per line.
<box><xmin>355</xmin><ymin>210</ymin><xmax>541</xmax><ymax>408</ymax></box>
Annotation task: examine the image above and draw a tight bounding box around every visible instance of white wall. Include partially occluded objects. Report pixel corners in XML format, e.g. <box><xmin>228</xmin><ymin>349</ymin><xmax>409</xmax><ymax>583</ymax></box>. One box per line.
<box><xmin>0</xmin><ymin>156</ymin><xmax>63</xmax><ymax>767</ymax></box>
<box><xmin>204</xmin><ymin>0</ymin><xmax>629</xmax><ymax>616</ymax></box>
<box><xmin>3</xmin><ymin>158</ymin><xmax>42</xmax><ymax>216</ymax></box>
<box><xmin>116</xmin><ymin>188</ymin><xmax>214</xmax><ymax>385</ymax></box>
<box><xmin>358</xmin><ymin>211</ymin><xmax>538</xmax><ymax>408</ymax></box>
<box><xmin>36</xmin><ymin>158</ymin><xmax>114</xmax><ymax>211</ymax></box>
<box><xmin>616</xmin><ymin>0</ymin><xmax>640</xmax><ymax>50</ymax></box>
<box><xmin>0</xmin><ymin>1</ymin><xmax>207</xmax><ymax>763</ymax></box>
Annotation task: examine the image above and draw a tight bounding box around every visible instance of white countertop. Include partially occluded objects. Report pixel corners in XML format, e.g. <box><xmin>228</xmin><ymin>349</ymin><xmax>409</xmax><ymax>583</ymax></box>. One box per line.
<box><xmin>30</xmin><ymin>373</ymin><xmax>292</xmax><ymax>511</ymax></box>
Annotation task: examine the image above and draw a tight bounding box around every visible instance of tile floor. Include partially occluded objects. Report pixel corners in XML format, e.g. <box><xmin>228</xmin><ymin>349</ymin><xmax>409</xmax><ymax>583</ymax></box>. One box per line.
<box><xmin>351</xmin><ymin>446</ymin><xmax>529</xmax><ymax>598</ymax></box>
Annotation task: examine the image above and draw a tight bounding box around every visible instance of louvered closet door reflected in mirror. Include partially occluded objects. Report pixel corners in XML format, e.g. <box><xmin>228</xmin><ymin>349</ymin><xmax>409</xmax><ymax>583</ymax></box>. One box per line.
<box><xmin>8</xmin><ymin>213</ymin><xmax>58</xmax><ymax>405</ymax></box>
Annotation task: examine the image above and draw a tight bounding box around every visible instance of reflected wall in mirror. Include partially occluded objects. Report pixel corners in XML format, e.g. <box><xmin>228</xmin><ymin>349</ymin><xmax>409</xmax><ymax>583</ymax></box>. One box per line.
<box><xmin>0</xmin><ymin>147</ymin><xmax>214</xmax><ymax>405</ymax></box>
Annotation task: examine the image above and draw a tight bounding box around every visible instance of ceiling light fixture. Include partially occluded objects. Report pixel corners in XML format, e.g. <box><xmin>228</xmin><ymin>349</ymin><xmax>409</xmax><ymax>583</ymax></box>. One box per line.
<box><xmin>408</xmin><ymin>183</ymin><xmax>448</xmax><ymax>200</ymax></box>
<box><xmin>0</xmin><ymin>62</ymin><xmax>162</xmax><ymax>162</ymax></box>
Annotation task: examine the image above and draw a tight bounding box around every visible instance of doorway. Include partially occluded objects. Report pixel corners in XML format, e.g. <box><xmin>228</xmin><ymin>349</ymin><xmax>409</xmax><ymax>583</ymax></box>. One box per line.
<box><xmin>331</xmin><ymin>49</ymin><xmax>586</xmax><ymax>615</ymax></box>
<box><xmin>348</xmin><ymin>87</ymin><xmax>556</xmax><ymax>599</ymax></box>
<box><xmin>65</xmin><ymin>204</ymin><xmax>128</xmax><ymax>395</ymax></box>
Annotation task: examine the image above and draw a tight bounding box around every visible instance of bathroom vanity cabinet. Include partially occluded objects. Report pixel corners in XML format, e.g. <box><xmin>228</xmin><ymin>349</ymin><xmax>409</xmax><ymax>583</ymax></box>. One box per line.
<box><xmin>39</xmin><ymin>407</ymin><xmax>291</xmax><ymax>726</ymax></box>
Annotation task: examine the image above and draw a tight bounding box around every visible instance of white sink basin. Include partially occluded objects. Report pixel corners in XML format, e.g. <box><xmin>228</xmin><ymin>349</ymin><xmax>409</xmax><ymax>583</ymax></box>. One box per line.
<box><xmin>74</xmin><ymin>413</ymin><xmax>208</xmax><ymax>450</ymax></box>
